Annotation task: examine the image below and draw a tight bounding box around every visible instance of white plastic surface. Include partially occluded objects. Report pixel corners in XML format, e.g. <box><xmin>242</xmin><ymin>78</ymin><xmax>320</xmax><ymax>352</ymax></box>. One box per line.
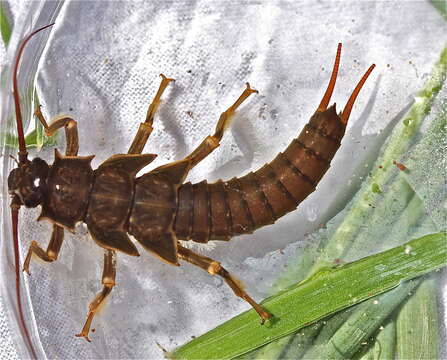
<box><xmin>0</xmin><ymin>1</ymin><xmax>445</xmax><ymax>359</ymax></box>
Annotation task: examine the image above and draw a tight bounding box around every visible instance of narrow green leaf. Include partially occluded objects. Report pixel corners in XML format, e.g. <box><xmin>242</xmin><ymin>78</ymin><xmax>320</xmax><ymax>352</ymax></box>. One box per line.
<box><xmin>272</xmin><ymin>324</ymin><xmax>322</xmax><ymax>359</ymax></box>
<box><xmin>368</xmin><ymin>320</ymin><xmax>396</xmax><ymax>360</ymax></box>
<box><xmin>0</xmin><ymin>3</ymin><xmax>11</xmax><ymax>47</ymax></box>
<box><xmin>303</xmin><ymin>280</ymin><xmax>420</xmax><ymax>359</ymax></box>
<box><xmin>299</xmin><ymin>199</ymin><xmax>433</xmax><ymax>359</ymax></box>
<box><xmin>401</xmin><ymin>98</ymin><xmax>447</xmax><ymax>230</ymax></box>
<box><xmin>3</xmin><ymin>90</ymin><xmax>58</xmax><ymax>149</ymax></box>
<box><xmin>3</xmin><ymin>129</ymin><xmax>57</xmax><ymax>149</ymax></box>
<box><xmin>237</xmin><ymin>323</ymin><xmax>322</xmax><ymax>360</ymax></box>
<box><xmin>312</xmin><ymin>308</ymin><xmax>353</xmax><ymax>345</ymax></box>
<box><xmin>245</xmin><ymin>46</ymin><xmax>447</xmax><ymax>360</ymax></box>
<box><xmin>307</xmin><ymin>47</ymin><xmax>446</xmax><ymax>273</ymax></box>
<box><xmin>376</xmin><ymin>321</ymin><xmax>396</xmax><ymax>360</ymax></box>
<box><xmin>172</xmin><ymin>232</ymin><xmax>447</xmax><ymax>360</ymax></box>
<box><xmin>430</xmin><ymin>0</ymin><xmax>447</xmax><ymax>20</ymax></box>
<box><xmin>396</xmin><ymin>276</ymin><xmax>439</xmax><ymax>359</ymax></box>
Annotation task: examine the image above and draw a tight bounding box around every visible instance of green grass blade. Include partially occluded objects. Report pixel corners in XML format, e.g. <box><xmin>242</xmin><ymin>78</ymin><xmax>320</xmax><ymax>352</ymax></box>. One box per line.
<box><xmin>368</xmin><ymin>320</ymin><xmax>396</xmax><ymax>360</ymax></box>
<box><xmin>273</xmin><ymin>231</ymin><xmax>326</xmax><ymax>292</ymax></box>
<box><xmin>307</xmin><ymin>47</ymin><xmax>446</xmax><ymax>273</ymax></box>
<box><xmin>344</xmin><ymin>175</ymin><xmax>415</xmax><ymax>260</ymax></box>
<box><xmin>237</xmin><ymin>323</ymin><xmax>323</xmax><ymax>360</ymax></box>
<box><xmin>401</xmin><ymin>97</ymin><xmax>447</xmax><ymax>230</ymax></box>
<box><xmin>0</xmin><ymin>2</ymin><xmax>11</xmax><ymax>47</ymax></box>
<box><xmin>239</xmin><ymin>44</ymin><xmax>447</xmax><ymax>360</ymax></box>
<box><xmin>312</xmin><ymin>308</ymin><xmax>353</xmax><ymax>345</ymax></box>
<box><xmin>396</xmin><ymin>276</ymin><xmax>440</xmax><ymax>359</ymax></box>
<box><xmin>430</xmin><ymin>0</ymin><xmax>447</xmax><ymax>20</ymax></box>
<box><xmin>273</xmin><ymin>324</ymin><xmax>322</xmax><ymax>359</ymax></box>
<box><xmin>172</xmin><ymin>232</ymin><xmax>446</xmax><ymax>360</ymax></box>
<box><xmin>273</xmin><ymin>58</ymin><xmax>447</xmax><ymax>359</ymax></box>
<box><xmin>3</xmin><ymin>128</ymin><xmax>57</xmax><ymax>150</ymax></box>
<box><xmin>334</xmin><ymin>97</ymin><xmax>446</xmax><ymax>359</ymax></box>
<box><xmin>299</xmin><ymin>198</ymin><xmax>432</xmax><ymax>359</ymax></box>
<box><xmin>362</xmin><ymin>318</ymin><xmax>396</xmax><ymax>360</ymax></box>
<box><xmin>303</xmin><ymin>280</ymin><xmax>420</xmax><ymax>359</ymax></box>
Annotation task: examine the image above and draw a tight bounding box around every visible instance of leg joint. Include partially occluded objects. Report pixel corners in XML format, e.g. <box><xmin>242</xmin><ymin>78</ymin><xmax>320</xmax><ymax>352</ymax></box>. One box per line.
<box><xmin>207</xmin><ymin>261</ymin><xmax>222</xmax><ymax>275</ymax></box>
<box><xmin>66</xmin><ymin>119</ymin><xmax>78</xmax><ymax>130</ymax></box>
<box><xmin>46</xmin><ymin>250</ymin><xmax>57</xmax><ymax>261</ymax></box>
<box><xmin>102</xmin><ymin>277</ymin><xmax>116</xmax><ymax>287</ymax></box>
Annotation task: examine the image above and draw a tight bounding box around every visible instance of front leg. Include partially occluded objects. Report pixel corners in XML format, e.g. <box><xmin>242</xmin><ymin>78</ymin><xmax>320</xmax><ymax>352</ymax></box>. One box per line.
<box><xmin>24</xmin><ymin>105</ymin><xmax>79</xmax><ymax>273</ymax></box>
<box><xmin>34</xmin><ymin>106</ymin><xmax>79</xmax><ymax>156</ymax></box>
<box><xmin>23</xmin><ymin>224</ymin><xmax>64</xmax><ymax>275</ymax></box>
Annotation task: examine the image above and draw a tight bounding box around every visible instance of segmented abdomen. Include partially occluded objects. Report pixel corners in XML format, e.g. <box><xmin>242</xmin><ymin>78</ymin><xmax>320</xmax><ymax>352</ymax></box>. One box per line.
<box><xmin>174</xmin><ymin>106</ymin><xmax>346</xmax><ymax>242</ymax></box>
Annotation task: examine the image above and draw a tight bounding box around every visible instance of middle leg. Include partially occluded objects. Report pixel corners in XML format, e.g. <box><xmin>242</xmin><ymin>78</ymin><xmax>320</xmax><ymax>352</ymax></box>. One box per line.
<box><xmin>75</xmin><ymin>250</ymin><xmax>116</xmax><ymax>342</ymax></box>
<box><xmin>177</xmin><ymin>244</ymin><xmax>271</xmax><ymax>322</ymax></box>
<box><xmin>128</xmin><ymin>74</ymin><xmax>175</xmax><ymax>154</ymax></box>
<box><xmin>184</xmin><ymin>83</ymin><xmax>258</xmax><ymax>169</ymax></box>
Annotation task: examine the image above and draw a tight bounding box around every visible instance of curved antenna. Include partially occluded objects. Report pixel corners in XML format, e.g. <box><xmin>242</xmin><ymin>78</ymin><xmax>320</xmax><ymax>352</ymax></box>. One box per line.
<box><xmin>10</xmin><ymin>24</ymin><xmax>55</xmax><ymax>359</ymax></box>
<box><xmin>340</xmin><ymin>63</ymin><xmax>376</xmax><ymax>124</ymax></box>
<box><xmin>317</xmin><ymin>43</ymin><xmax>342</xmax><ymax>111</ymax></box>
<box><xmin>11</xmin><ymin>199</ymin><xmax>37</xmax><ymax>359</ymax></box>
<box><xmin>12</xmin><ymin>23</ymin><xmax>54</xmax><ymax>163</ymax></box>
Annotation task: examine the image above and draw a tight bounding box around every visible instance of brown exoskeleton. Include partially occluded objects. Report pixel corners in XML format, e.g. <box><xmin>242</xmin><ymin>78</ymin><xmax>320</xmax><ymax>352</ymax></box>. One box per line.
<box><xmin>7</xmin><ymin>24</ymin><xmax>374</xmax><ymax>351</ymax></box>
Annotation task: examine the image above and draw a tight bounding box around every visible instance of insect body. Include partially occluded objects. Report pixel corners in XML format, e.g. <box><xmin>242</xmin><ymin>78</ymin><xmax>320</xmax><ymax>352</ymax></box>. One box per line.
<box><xmin>7</xmin><ymin>25</ymin><xmax>374</xmax><ymax>349</ymax></box>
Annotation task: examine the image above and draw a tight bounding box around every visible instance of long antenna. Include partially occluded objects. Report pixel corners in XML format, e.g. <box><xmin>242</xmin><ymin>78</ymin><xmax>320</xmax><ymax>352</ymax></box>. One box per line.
<box><xmin>10</xmin><ymin>23</ymin><xmax>55</xmax><ymax>359</ymax></box>
<box><xmin>11</xmin><ymin>199</ymin><xmax>37</xmax><ymax>359</ymax></box>
<box><xmin>12</xmin><ymin>23</ymin><xmax>54</xmax><ymax>163</ymax></box>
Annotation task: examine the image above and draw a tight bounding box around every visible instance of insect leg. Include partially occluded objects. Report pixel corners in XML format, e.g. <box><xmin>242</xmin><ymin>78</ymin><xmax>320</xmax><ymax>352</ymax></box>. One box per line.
<box><xmin>22</xmin><ymin>224</ymin><xmax>64</xmax><ymax>274</ymax></box>
<box><xmin>177</xmin><ymin>245</ymin><xmax>271</xmax><ymax>322</ymax></box>
<box><xmin>184</xmin><ymin>83</ymin><xmax>258</xmax><ymax>168</ymax></box>
<box><xmin>34</xmin><ymin>105</ymin><xmax>79</xmax><ymax>156</ymax></box>
<box><xmin>128</xmin><ymin>74</ymin><xmax>175</xmax><ymax>154</ymax></box>
<box><xmin>23</xmin><ymin>107</ymin><xmax>79</xmax><ymax>271</ymax></box>
<box><xmin>75</xmin><ymin>250</ymin><xmax>116</xmax><ymax>342</ymax></box>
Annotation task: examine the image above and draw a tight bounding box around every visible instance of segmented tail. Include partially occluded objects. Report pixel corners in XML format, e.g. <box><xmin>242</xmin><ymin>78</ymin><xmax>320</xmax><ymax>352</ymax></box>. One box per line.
<box><xmin>174</xmin><ymin>44</ymin><xmax>375</xmax><ymax>243</ymax></box>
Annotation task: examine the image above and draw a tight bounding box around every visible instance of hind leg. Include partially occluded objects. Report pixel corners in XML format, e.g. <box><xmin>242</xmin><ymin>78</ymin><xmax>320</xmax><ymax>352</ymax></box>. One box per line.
<box><xmin>177</xmin><ymin>245</ymin><xmax>271</xmax><ymax>322</ymax></box>
<box><xmin>128</xmin><ymin>74</ymin><xmax>175</xmax><ymax>154</ymax></box>
<box><xmin>76</xmin><ymin>250</ymin><xmax>116</xmax><ymax>342</ymax></box>
<box><xmin>184</xmin><ymin>83</ymin><xmax>258</xmax><ymax>169</ymax></box>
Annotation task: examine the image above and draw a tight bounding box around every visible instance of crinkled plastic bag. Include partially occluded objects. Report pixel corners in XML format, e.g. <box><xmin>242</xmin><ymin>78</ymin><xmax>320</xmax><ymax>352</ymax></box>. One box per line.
<box><xmin>0</xmin><ymin>1</ymin><xmax>445</xmax><ymax>358</ymax></box>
